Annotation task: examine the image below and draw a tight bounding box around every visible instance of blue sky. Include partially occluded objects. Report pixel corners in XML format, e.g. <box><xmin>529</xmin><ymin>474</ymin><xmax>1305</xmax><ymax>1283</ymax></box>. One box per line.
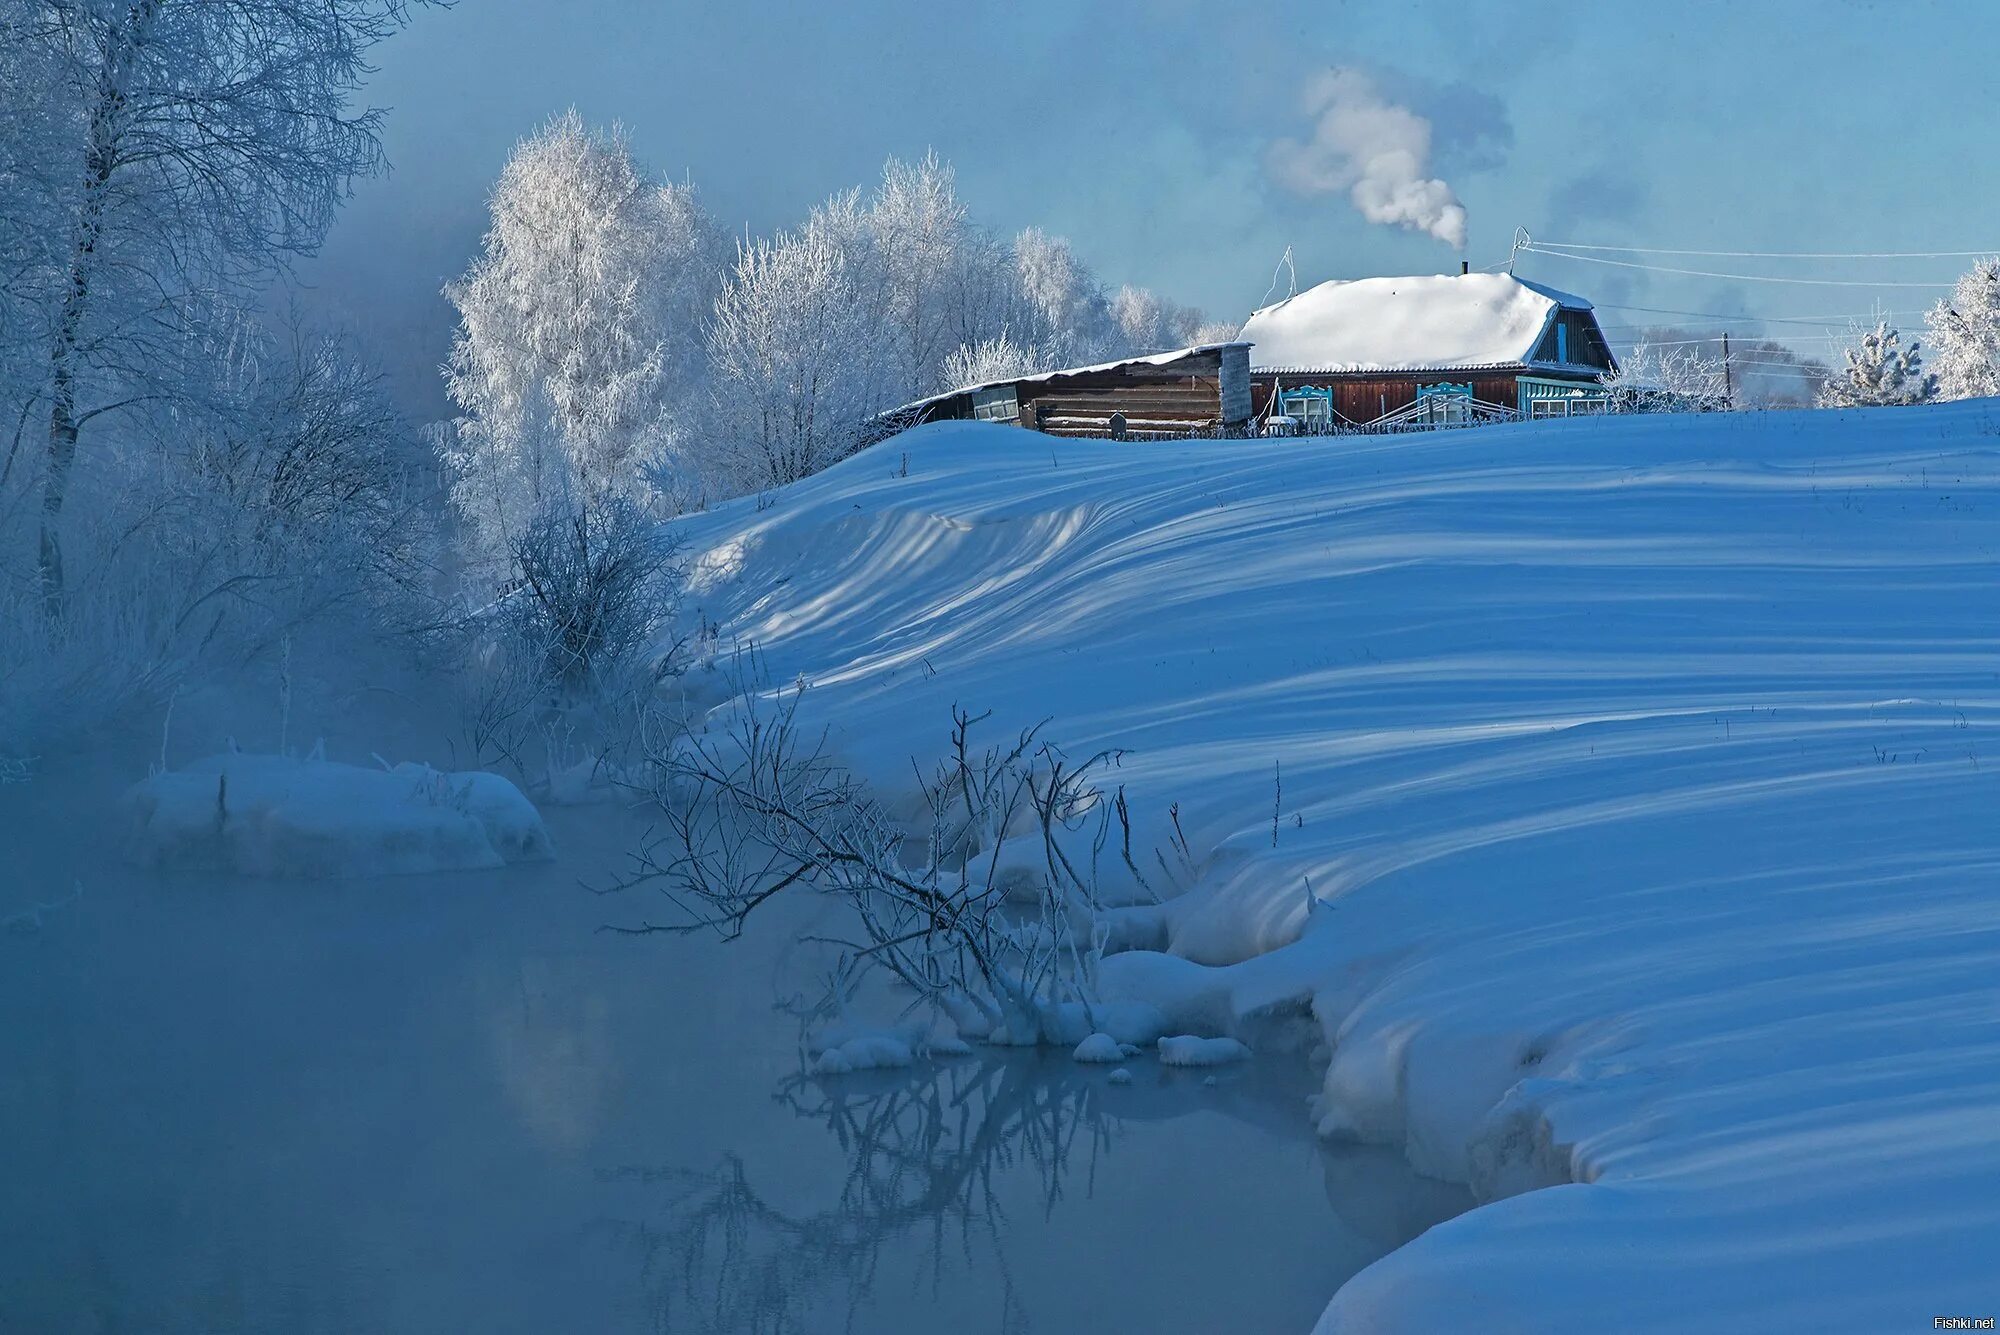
<box><xmin>300</xmin><ymin>0</ymin><xmax>1996</xmax><ymax>415</ymax></box>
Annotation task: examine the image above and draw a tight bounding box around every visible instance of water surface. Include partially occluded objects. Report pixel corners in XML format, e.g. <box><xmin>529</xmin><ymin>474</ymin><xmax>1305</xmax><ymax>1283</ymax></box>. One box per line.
<box><xmin>1</xmin><ymin>800</ymin><xmax>1468</xmax><ymax>1333</ymax></box>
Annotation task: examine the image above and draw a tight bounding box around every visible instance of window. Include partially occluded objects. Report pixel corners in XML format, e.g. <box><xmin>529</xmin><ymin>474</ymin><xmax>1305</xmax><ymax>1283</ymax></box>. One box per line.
<box><xmin>969</xmin><ymin>385</ymin><xmax>1019</xmax><ymax>423</ymax></box>
<box><xmin>1519</xmin><ymin>375</ymin><xmax>1611</xmax><ymax>418</ymax></box>
<box><xmin>1278</xmin><ymin>387</ymin><xmax>1335</xmax><ymax>426</ymax></box>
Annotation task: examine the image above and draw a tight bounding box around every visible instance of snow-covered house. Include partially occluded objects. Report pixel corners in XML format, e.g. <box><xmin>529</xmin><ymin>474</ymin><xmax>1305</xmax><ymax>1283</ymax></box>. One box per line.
<box><xmin>1241</xmin><ymin>271</ymin><xmax>1618</xmax><ymax>427</ymax></box>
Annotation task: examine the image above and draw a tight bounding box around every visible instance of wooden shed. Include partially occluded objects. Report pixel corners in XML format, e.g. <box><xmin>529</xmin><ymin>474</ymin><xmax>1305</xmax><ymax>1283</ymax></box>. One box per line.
<box><xmin>885</xmin><ymin>342</ymin><xmax>1254</xmax><ymax>439</ymax></box>
<box><xmin>1240</xmin><ymin>272</ymin><xmax>1618</xmax><ymax>428</ymax></box>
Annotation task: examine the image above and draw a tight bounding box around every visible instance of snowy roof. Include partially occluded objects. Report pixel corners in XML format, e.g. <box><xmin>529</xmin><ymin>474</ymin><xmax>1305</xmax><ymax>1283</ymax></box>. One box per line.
<box><xmin>1238</xmin><ymin>273</ymin><xmax>1592</xmax><ymax>374</ymax></box>
<box><xmin>888</xmin><ymin>342</ymin><xmax>1251</xmax><ymax>419</ymax></box>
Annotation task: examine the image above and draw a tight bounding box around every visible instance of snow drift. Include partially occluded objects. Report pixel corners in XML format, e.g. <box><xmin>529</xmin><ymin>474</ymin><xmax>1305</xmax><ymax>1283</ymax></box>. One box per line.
<box><xmin>125</xmin><ymin>752</ymin><xmax>552</xmax><ymax>878</ymax></box>
<box><xmin>664</xmin><ymin>404</ymin><xmax>2000</xmax><ymax>1332</ymax></box>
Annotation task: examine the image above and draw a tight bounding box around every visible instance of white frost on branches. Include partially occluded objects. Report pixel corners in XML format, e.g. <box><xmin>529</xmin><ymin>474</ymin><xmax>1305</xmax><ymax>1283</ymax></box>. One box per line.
<box><xmin>1818</xmin><ymin>322</ymin><xmax>1937</xmax><ymax>408</ymax></box>
<box><xmin>704</xmin><ymin>191</ymin><xmax>885</xmax><ymax>492</ymax></box>
<box><xmin>1010</xmin><ymin>227</ymin><xmax>1121</xmax><ymax>365</ymax></box>
<box><xmin>1926</xmin><ymin>258</ymin><xmax>2000</xmax><ymax>402</ymax></box>
<box><xmin>442</xmin><ymin>109</ymin><xmax>719</xmax><ymax>572</ymax></box>
<box><xmin>942</xmin><ymin>333</ymin><xmax>1055</xmax><ymax>390</ymax></box>
<box><xmin>1601</xmin><ymin>338</ymin><xmax>1731</xmax><ymax>412</ymax></box>
<box><xmin>697</xmin><ymin>152</ymin><xmax>1228</xmax><ymax>495</ymax></box>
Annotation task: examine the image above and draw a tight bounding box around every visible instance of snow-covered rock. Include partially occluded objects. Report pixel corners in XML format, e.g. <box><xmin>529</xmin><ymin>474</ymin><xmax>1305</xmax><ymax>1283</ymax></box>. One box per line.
<box><xmin>1158</xmin><ymin>1035</ymin><xmax>1252</xmax><ymax>1067</ymax></box>
<box><xmin>123</xmin><ymin>752</ymin><xmax>551</xmax><ymax>878</ymax></box>
<box><xmin>807</xmin><ymin>1017</ymin><xmax>965</xmax><ymax>1073</ymax></box>
<box><xmin>809</xmin><ymin>1033</ymin><xmax>913</xmax><ymax>1075</ymax></box>
<box><xmin>1072</xmin><ymin>1032</ymin><xmax>1124</xmax><ymax>1063</ymax></box>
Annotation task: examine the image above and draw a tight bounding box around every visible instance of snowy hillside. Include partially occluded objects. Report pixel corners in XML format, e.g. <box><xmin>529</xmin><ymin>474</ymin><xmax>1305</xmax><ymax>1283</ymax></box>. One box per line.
<box><xmin>667</xmin><ymin>405</ymin><xmax>2000</xmax><ymax>1332</ymax></box>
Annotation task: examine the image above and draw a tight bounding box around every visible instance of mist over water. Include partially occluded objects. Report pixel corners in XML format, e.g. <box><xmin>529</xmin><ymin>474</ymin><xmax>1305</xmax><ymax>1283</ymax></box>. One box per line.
<box><xmin>1</xmin><ymin>799</ymin><xmax>1467</xmax><ymax>1333</ymax></box>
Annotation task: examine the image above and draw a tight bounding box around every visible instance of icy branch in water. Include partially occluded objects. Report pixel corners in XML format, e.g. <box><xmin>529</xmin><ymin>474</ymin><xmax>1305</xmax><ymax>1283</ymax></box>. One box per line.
<box><xmin>603</xmin><ymin>654</ymin><xmax>1158</xmax><ymax>1046</ymax></box>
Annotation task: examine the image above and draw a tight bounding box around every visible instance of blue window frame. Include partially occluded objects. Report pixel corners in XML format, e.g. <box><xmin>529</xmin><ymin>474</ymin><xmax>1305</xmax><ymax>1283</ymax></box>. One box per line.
<box><xmin>1277</xmin><ymin>386</ymin><xmax>1335</xmax><ymax>426</ymax></box>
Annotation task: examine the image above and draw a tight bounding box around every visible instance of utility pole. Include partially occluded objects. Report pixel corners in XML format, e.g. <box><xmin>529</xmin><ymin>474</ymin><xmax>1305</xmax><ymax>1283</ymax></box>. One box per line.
<box><xmin>1722</xmin><ymin>332</ymin><xmax>1733</xmax><ymax>405</ymax></box>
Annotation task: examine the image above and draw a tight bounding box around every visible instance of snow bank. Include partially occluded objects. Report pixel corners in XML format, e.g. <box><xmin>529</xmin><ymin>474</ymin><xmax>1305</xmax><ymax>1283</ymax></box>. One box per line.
<box><xmin>666</xmin><ymin>404</ymin><xmax>2000</xmax><ymax>1330</ymax></box>
<box><xmin>124</xmin><ymin>752</ymin><xmax>551</xmax><ymax>878</ymax></box>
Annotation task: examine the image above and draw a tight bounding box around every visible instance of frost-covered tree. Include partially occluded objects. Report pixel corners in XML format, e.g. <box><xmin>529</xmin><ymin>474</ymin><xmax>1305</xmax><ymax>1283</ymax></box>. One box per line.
<box><xmin>1189</xmin><ymin>318</ymin><xmax>1248</xmax><ymax>347</ymax></box>
<box><xmin>692</xmin><ymin>152</ymin><xmax>1223</xmax><ymax>496</ymax></box>
<box><xmin>2</xmin><ymin>0</ymin><xmax>423</xmax><ymax>611</ymax></box>
<box><xmin>442</xmin><ymin>110</ymin><xmax>720</xmax><ymax>572</ymax></box>
<box><xmin>1925</xmin><ymin>258</ymin><xmax>2000</xmax><ymax>401</ymax></box>
<box><xmin>1111</xmin><ymin>284</ymin><xmax>1208</xmax><ymax>354</ymax></box>
<box><xmin>942</xmin><ymin>332</ymin><xmax>1054</xmax><ymax>389</ymax></box>
<box><xmin>0</xmin><ymin>312</ymin><xmax>435</xmax><ymax>767</ymax></box>
<box><xmin>1817</xmin><ymin>322</ymin><xmax>1937</xmax><ymax>408</ymax></box>
<box><xmin>705</xmin><ymin>191</ymin><xmax>885</xmax><ymax>492</ymax></box>
<box><xmin>864</xmin><ymin>153</ymin><xmax>1019</xmax><ymax>402</ymax></box>
<box><xmin>1010</xmin><ymin>227</ymin><xmax>1118</xmax><ymax>365</ymax></box>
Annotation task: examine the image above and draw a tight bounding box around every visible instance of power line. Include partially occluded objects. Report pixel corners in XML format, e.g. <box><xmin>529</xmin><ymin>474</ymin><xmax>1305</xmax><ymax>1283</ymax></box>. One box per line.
<box><xmin>1527</xmin><ymin>239</ymin><xmax>2000</xmax><ymax>260</ymax></box>
<box><xmin>1595</xmin><ymin>303</ymin><xmax>1928</xmax><ymax>328</ymax></box>
<box><xmin>1609</xmin><ymin>333</ymin><xmax>1858</xmax><ymax>349</ymax></box>
<box><xmin>1520</xmin><ymin>249</ymin><xmax>1944</xmax><ymax>291</ymax></box>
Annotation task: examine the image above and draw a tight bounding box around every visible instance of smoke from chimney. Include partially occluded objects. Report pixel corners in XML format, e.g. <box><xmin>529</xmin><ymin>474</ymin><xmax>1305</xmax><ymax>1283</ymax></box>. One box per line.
<box><xmin>1266</xmin><ymin>67</ymin><xmax>1470</xmax><ymax>252</ymax></box>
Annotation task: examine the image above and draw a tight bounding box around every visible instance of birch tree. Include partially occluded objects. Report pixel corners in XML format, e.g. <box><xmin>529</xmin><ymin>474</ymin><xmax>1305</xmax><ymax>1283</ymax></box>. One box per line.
<box><xmin>1010</xmin><ymin>227</ymin><xmax>1119</xmax><ymax>365</ymax></box>
<box><xmin>704</xmin><ymin>191</ymin><xmax>883</xmax><ymax>492</ymax></box>
<box><xmin>441</xmin><ymin>109</ymin><xmax>720</xmax><ymax>574</ymax></box>
<box><xmin>6</xmin><ymin>0</ymin><xmax>422</xmax><ymax>613</ymax></box>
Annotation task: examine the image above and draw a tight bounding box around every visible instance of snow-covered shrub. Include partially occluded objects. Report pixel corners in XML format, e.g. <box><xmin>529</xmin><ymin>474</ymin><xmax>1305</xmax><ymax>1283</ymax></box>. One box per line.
<box><xmin>1926</xmin><ymin>258</ymin><xmax>2000</xmax><ymax>401</ymax></box>
<box><xmin>503</xmin><ymin>496</ymin><xmax>684</xmax><ymax>692</ymax></box>
<box><xmin>0</xmin><ymin>323</ymin><xmax>436</xmax><ymax>766</ymax></box>
<box><xmin>1600</xmin><ymin>338</ymin><xmax>1732</xmax><ymax>413</ymax></box>
<box><xmin>1818</xmin><ymin>322</ymin><xmax>1937</xmax><ymax>407</ymax></box>
<box><xmin>0</xmin><ymin>563</ymin><xmax>188</xmax><ymax>772</ymax></box>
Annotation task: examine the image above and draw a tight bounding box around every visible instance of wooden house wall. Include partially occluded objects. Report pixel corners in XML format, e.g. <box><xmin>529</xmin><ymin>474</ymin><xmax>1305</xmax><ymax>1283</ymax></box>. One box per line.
<box><xmin>1250</xmin><ymin>372</ymin><xmax>1522</xmax><ymax>423</ymax></box>
<box><xmin>1019</xmin><ymin>372</ymin><xmax>1224</xmax><ymax>436</ymax></box>
<box><xmin>1530</xmin><ymin>310</ymin><xmax>1616</xmax><ymax>371</ymax></box>
<box><xmin>906</xmin><ymin>347</ymin><xmax>1240</xmax><ymax>438</ymax></box>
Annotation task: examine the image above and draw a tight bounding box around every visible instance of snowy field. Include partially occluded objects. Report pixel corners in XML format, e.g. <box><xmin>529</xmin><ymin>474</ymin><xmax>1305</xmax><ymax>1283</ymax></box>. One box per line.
<box><xmin>667</xmin><ymin>403</ymin><xmax>2000</xmax><ymax>1331</ymax></box>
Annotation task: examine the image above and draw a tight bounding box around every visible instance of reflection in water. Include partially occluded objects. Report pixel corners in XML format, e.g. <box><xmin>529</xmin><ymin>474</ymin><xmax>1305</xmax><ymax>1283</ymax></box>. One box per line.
<box><xmin>597</xmin><ymin>1052</ymin><xmax>1470</xmax><ymax>1335</ymax></box>
<box><xmin>605</xmin><ymin>1057</ymin><xmax>1093</xmax><ymax>1334</ymax></box>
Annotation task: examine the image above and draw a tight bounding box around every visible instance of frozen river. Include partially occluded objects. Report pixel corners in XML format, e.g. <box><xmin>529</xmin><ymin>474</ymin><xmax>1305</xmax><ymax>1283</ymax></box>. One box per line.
<box><xmin>1</xmin><ymin>798</ymin><xmax>1468</xmax><ymax>1333</ymax></box>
